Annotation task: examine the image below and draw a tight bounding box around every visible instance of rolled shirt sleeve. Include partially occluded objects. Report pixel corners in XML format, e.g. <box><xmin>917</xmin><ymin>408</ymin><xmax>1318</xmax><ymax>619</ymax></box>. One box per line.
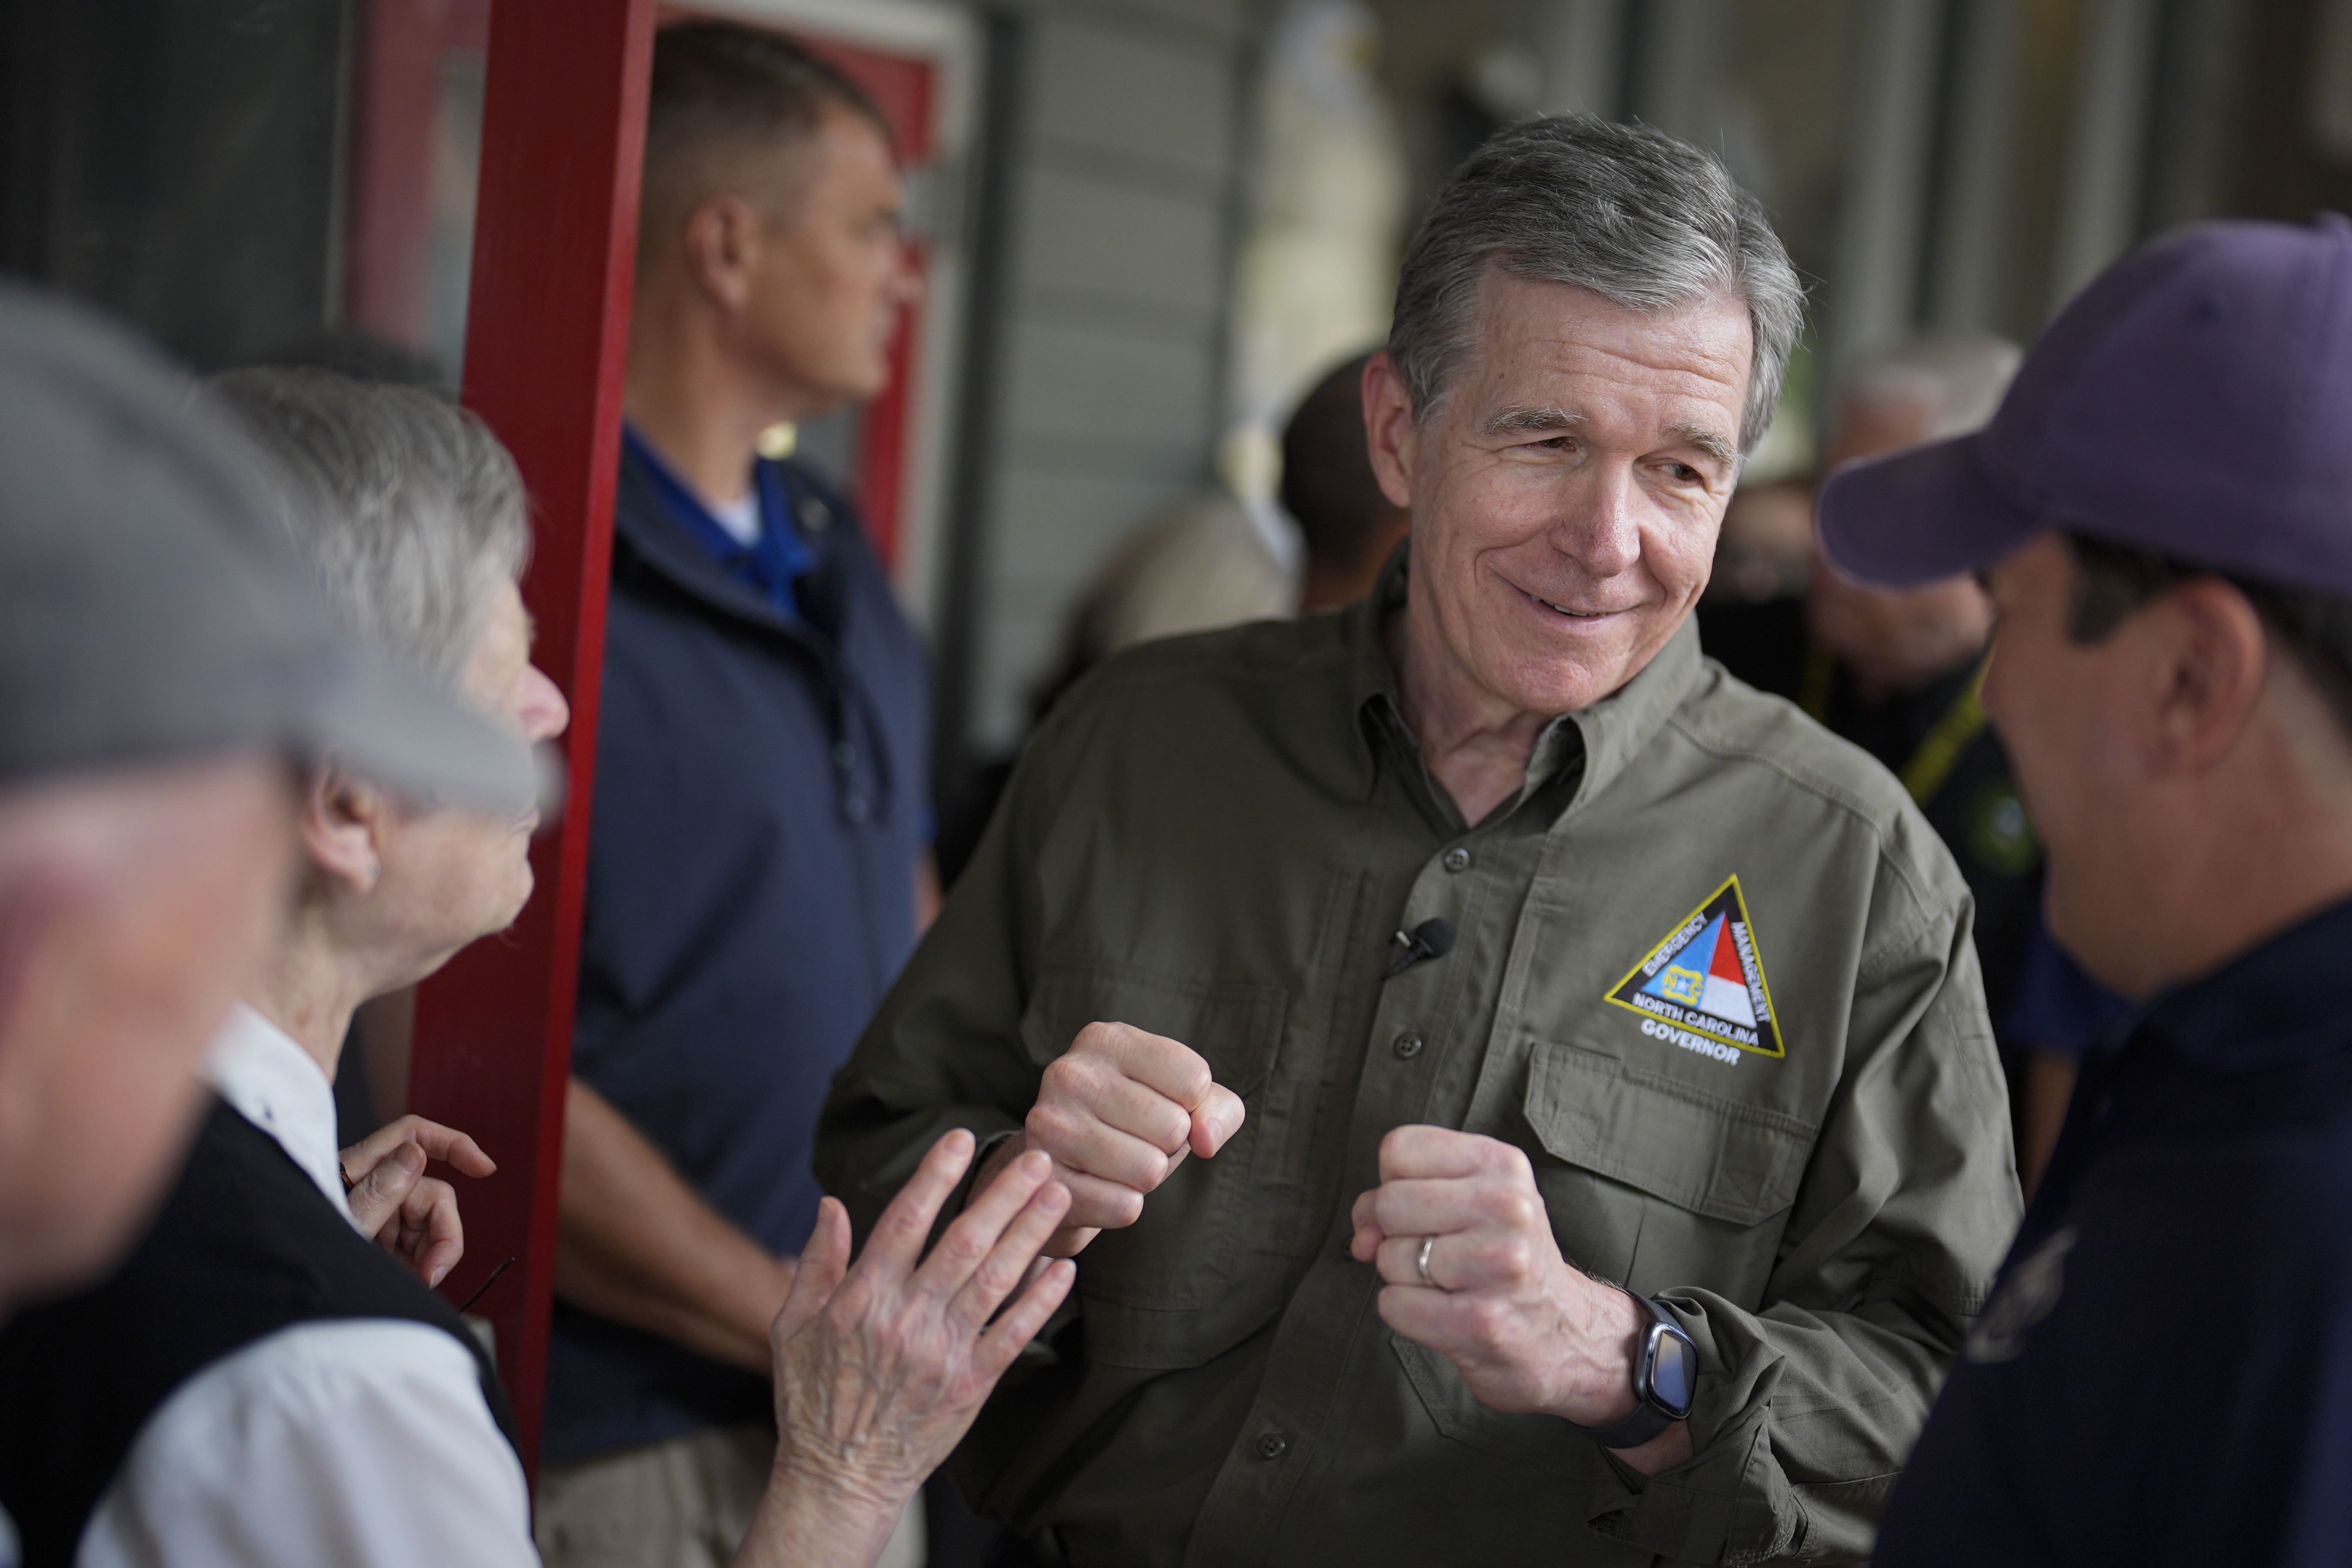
<box><xmin>1589</xmin><ymin>896</ymin><xmax>2019</xmax><ymax>1562</ymax></box>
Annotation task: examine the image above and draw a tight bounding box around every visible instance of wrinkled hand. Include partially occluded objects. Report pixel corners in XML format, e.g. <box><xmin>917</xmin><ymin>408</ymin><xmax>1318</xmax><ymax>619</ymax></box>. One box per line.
<box><xmin>340</xmin><ymin>1115</ymin><xmax>496</xmax><ymax>1289</ymax></box>
<box><xmin>1350</xmin><ymin>1126</ymin><xmax>1686</xmax><ymax>1468</ymax></box>
<box><xmin>987</xmin><ymin>1022</ymin><xmax>1245</xmax><ymax>1257</ymax></box>
<box><xmin>770</xmin><ymin>1129</ymin><xmax>1076</xmax><ymax>1512</ymax></box>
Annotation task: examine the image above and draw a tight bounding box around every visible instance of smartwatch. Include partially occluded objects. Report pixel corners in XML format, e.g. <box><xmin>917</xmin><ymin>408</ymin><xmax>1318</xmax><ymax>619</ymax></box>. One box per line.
<box><xmin>1567</xmin><ymin>1292</ymin><xmax>1697</xmax><ymax>1450</ymax></box>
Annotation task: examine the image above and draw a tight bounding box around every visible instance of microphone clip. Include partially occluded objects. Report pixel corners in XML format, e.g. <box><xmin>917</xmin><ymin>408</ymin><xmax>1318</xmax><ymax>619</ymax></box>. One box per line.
<box><xmin>1383</xmin><ymin>917</ymin><xmax>1457</xmax><ymax>981</ymax></box>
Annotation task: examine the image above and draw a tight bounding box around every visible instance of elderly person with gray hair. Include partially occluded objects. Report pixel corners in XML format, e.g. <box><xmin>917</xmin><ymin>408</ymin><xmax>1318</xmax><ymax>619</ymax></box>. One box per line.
<box><xmin>0</xmin><ymin>369</ymin><xmax>568</xmax><ymax>1567</ymax></box>
<box><xmin>0</xmin><ymin>369</ymin><xmax>1079</xmax><ymax>1568</ymax></box>
<box><xmin>1801</xmin><ymin>337</ymin><xmax>2118</xmax><ymax>1198</ymax></box>
<box><xmin>817</xmin><ymin>115</ymin><xmax>2020</xmax><ymax>1565</ymax></box>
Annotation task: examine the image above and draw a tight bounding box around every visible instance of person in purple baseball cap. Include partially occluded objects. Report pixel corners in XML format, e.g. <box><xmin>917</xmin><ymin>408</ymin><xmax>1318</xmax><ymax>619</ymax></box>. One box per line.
<box><xmin>1819</xmin><ymin>214</ymin><xmax>2352</xmax><ymax>1567</ymax></box>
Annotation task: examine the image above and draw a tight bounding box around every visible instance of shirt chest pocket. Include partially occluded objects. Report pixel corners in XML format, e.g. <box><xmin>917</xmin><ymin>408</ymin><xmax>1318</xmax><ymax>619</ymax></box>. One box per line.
<box><xmin>1518</xmin><ymin>1037</ymin><xmax>1817</xmax><ymax>1307</ymax></box>
<box><xmin>1017</xmin><ymin>963</ymin><xmax>1289</xmax><ymax>1367</ymax></box>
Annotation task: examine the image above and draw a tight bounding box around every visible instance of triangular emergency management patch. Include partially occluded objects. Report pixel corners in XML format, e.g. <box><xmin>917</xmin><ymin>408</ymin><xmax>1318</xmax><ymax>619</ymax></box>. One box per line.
<box><xmin>1606</xmin><ymin>875</ymin><xmax>1785</xmax><ymax>1058</ymax></box>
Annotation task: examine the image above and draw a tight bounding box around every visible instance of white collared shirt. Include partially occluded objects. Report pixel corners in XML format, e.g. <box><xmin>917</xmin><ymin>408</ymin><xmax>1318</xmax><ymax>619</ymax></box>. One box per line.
<box><xmin>79</xmin><ymin>1006</ymin><xmax>535</xmax><ymax>1568</ymax></box>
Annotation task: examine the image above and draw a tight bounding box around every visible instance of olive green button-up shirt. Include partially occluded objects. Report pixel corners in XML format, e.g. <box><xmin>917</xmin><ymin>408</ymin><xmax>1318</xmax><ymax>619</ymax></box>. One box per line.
<box><xmin>816</xmin><ymin>565</ymin><xmax>2020</xmax><ymax>1567</ymax></box>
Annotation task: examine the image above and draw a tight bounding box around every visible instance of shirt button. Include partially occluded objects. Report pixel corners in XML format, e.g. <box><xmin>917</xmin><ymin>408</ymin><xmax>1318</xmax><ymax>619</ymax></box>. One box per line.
<box><xmin>1254</xmin><ymin>1431</ymin><xmax>1290</xmax><ymax>1461</ymax></box>
<box><xmin>843</xmin><ymin>794</ymin><xmax>870</xmax><ymax>824</ymax></box>
<box><xmin>1393</xmin><ymin>1033</ymin><xmax>1424</xmax><ymax>1060</ymax></box>
<box><xmin>1442</xmin><ymin>847</ymin><xmax>1472</xmax><ymax>872</ymax></box>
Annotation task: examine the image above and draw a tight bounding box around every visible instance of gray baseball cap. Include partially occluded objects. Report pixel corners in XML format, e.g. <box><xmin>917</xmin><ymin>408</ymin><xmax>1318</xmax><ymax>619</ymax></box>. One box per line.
<box><xmin>0</xmin><ymin>283</ymin><xmax>538</xmax><ymax>814</ymax></box>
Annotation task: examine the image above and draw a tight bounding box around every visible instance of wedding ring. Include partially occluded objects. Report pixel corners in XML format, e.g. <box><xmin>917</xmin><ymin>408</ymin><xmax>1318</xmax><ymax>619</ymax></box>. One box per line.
<box><xmin>1415</xmin><ymin>1234</ymin><xmax>1437</xmax><ymax>1290</ymax></box>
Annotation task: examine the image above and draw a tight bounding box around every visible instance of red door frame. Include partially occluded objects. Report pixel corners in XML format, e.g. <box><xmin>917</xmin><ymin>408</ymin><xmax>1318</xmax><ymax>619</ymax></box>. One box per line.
<box><xmin>405</xmin><ymin>0</ymin><xmax>655</xmax><ymax>1475</ymax></box>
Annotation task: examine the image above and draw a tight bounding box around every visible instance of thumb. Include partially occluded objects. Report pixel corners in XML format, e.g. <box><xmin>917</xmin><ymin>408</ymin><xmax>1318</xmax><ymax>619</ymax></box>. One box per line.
<box><xmin>348</xmin><ymin>1143</ymin><xmax>426</xmax><ymax>1237</ymax></box>
<box><xmin>1189</xmin><ymin>1084</ymin><xmax>1246</xmax><ymax>1158</ymax></box>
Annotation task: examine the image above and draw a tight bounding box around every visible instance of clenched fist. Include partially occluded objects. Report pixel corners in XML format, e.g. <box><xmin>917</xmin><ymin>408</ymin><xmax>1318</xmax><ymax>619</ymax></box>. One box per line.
<box><xmin>981</xmin><ymin>1021</ymin><xmax>1245</xmax><ymax>1256</ymax></box>
<box><xmin>1349</xmin><ymin>1125</ymin><xmax>1692</xmax><ymax>1475</ymax></box>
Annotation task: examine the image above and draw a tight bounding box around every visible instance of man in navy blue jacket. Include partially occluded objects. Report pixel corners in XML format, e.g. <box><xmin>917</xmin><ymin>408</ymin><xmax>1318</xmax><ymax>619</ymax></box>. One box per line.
<box><xmin>537</xmin><ymin>25</ymin><xmax>933</xmax><ymax>1565</ymax></box>
<box><xmin>1819</xmin><ymin>215</ymin><xmax>2352</xmax><ymax>1566</ymax></box>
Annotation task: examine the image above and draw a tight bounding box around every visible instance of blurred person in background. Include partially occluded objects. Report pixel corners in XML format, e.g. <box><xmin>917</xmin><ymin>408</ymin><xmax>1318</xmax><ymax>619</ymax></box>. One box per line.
<box><xmin>819</xmin><ymin>117</ymin><xmax>2018</xmax><ymax>1567</ymax></box>
<box><xmin>547</xmin><ymin>22</ymin><xmax>943</xmax><ymax>1567</ymax></box>
<box><xmin>0</xmin><ymin>293</ymin><xmax>526</xmax><ymax>1565</ymax></box>
<box><xmin>1282</xmin><ymin>351</ymin><xmax>1414</xmax><ymax>613</ymax></box>
<box><xmin>1805</xmin><ymin>337</ymin><xmax>2120</xmax><ymax>1193</ymax></box>
<box><xmin>0</xmin><ymin>369</ymin><xmax>563</xmax><ymax>1566</ymax></box>
<box><xmin>1825</xmin><ymin>213</ymin><xmax>2352</xmax><ymax>1568</ymax></box>
<box><xmin>0</xmin><ymin>363</ymin><xmax>1081</xmax><ymax>1568</ymax></box>
<box><xmin>1033</xmin><ymin>347</ymin><xmax>1409</xmax><ymax>713</ymax></box>
<box><xmin>1691</xmin><ymin>477</ymin><xmax>1813</xmax><ymax>694</ymax></box>
<box><xmin>948</xmin><ymin>348</ymin><xmax>1412</xmax><ymax>889</ymax></box>
<box><xmin>1047</xmin><ymin>485</ymin><xmax>1297</xmax><ymax>676</ymax></box>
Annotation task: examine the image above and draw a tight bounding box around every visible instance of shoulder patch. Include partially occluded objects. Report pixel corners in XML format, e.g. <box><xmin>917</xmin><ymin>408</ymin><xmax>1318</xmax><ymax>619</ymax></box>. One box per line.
<box><xmin>1606</xmin><ymin>874</ymin><xmax>1785</xmax><ymax>1058</ymax></box>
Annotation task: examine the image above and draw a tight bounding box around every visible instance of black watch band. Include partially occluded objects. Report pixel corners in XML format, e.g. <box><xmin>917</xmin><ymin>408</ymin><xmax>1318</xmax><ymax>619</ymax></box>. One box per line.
<box><xmin>1567</xmin><ymin>1293</ymin><xmax>1697</xmax><ymax>1450</ymax></box>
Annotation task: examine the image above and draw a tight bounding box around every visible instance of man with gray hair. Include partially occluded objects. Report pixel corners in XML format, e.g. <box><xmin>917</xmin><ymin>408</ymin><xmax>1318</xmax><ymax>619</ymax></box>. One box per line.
<box><xmin>817</xmin><ymin>116</ymin><xmax>2017</xmax><ymax>1564</ymax></box>
<box><xmin>1802</xmin><ymin>337</ymin><xmax>2118</xmax><ymax>1196</ymax></box>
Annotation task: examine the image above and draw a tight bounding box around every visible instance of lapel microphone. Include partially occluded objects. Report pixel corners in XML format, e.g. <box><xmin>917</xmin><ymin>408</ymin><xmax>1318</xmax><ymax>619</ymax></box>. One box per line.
<box><xmin>1383</xmin><ymin>917</ymin><xmax>1456</xmax><ymax>980</ymax></box>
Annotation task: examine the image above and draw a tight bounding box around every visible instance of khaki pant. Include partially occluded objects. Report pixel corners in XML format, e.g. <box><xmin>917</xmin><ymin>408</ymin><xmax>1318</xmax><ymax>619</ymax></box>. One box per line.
<box><xmin>536</xmin><ymin>1424</ymin><xmax>925</xmax><ymax>1568</ymax></box>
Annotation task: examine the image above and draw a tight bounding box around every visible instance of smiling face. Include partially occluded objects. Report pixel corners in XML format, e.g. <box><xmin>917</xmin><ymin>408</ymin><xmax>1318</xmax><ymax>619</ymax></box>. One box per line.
<box><xmin>1371</xmin><ymin>271</ymin><xmax>1752</xmax><ymax>724</ymax></box>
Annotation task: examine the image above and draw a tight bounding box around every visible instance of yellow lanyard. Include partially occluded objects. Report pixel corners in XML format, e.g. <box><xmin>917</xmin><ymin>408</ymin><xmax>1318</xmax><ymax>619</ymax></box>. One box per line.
<box><xmin>1802</xmin><ymin>648</ymin><xmax>1992</xmax><ymax>807</ymax></box>
<box><xmin>1899</xmin><ymin>657</ymin><xmax>1991</xmax><ymax>807</ymax></box>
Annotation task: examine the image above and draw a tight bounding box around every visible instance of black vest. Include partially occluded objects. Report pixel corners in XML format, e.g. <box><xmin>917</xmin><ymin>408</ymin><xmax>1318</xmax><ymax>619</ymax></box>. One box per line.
<box><xmin>0</xmin><ymin>1098</ymin><xmax>519</xmax><ymax>1566</ymax></box>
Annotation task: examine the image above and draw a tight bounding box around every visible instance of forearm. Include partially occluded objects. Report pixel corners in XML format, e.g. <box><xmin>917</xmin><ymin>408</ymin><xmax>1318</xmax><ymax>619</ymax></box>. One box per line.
<box><xmin>731</xmin><ymin>1467</ymin><xmax>905</xmax><ymax>1568</ymax></box>
<box><xmin>556</xmin><ymin>1077</ymin><xmax>793</xmax><ymax>1372</ymax></box>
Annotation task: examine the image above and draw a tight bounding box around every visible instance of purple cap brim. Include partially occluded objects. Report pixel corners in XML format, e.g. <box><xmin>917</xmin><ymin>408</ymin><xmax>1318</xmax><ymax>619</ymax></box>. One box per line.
<box><xmin>1816</xmin><ymin>431</ymin><xmax>2044</xmax><ymax>589</ymax></box>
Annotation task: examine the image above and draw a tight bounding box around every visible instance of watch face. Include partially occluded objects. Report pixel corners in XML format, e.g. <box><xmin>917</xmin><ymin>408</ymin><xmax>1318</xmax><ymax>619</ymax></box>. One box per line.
<box><xmin>1649</xmin><ymin>1325</ymin><xmax>1696</xmax><ymax>1417</ymax></box>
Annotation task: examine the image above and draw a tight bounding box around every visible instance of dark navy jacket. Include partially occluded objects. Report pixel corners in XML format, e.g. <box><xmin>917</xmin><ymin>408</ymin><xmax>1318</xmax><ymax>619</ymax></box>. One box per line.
<box><xmin>544</xmin><ymin>446</ymin><xmax>928</xmax><ymax>1462</ymax></box>
<box><xmin>1876</xmin><ymin>895</ymin><xmax>2352</xmax><ymax>1567</ymax></box>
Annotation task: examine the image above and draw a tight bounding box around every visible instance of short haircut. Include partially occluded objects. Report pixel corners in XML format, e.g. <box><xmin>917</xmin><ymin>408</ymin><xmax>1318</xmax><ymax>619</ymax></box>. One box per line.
<box><xmin>2065</xmin><ymin>532</ymin><xmax>2352</xmax><ymax>742</ymax></box>
<box><xmin>1280</xmin><ymin>352</ymin><xmax>1401</xmax><ymax>576</ymax></box>
<box><xmin>1840</xmin><ymin>335</ymin><xmax>2023</xmax><ymax>443</ymax></box>
<box><xmin>208</xmin><ymin>369</ymin><xmax>530</xmax><ymax>691</ymax></box>
<box><xmin>1388</xmin><ymin>114</ymin><xmax>1804</xmax><ymax>455</ymax></box>
<box><xmin>640</xmin><ymin>22</ymin><xmax>890</xmax><ymax>247</ymax></box>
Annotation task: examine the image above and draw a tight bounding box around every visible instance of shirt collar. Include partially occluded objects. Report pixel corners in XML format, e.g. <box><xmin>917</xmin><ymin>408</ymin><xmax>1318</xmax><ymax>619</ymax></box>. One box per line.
<box><xmin>2133</xmin><ymin>893</ymin><xmax>2352</xmax><ymax>1070</ymax></box>
<box><xmin>620</xmin><ymin>423</ymin><xmax>812</xmax><ymax>618</ymax></box>
<box><xmin>1343</xmin><ymin>542</ymin><xmax>1708</xmax><ymax>817</ymax></box>
<box><xmin>207</xmin><ymin>1003</ymin><xmax>355</xmax><ymax>1223</ymax></box>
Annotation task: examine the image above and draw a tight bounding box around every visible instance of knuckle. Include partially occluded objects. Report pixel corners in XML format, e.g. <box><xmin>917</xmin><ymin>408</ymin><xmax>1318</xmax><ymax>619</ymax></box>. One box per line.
<box><xmin>937</xmin><ymin>1226</ymin><xmax>986</xmax><ymax>1271</ymax></box>
<box><xmin>1171</xmin><ymin>1050</ymin><xmax>1211</xmax><ymax>1101</ymax></box>
<box><xmin>1026</xmin><ymin>1101</ymin><xmax>1078</xmax><ymax>1151</ymax></box>
<box><xmin>881</xmin><ymin>1196</ymin><xmax>929</xmax><ymax>1241</ymax></box>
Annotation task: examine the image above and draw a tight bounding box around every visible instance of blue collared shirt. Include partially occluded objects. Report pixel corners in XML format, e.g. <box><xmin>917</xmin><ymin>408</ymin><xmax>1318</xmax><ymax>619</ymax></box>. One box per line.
<box><xmin>621</xmin><ymin>424</ymin><xmax>812</xmax><ymax>620</ymax></box>
<box><xmin>1876</xmin><ymin>894</ymin><xmax>2352</xmax><ymax>1566</ymax></box>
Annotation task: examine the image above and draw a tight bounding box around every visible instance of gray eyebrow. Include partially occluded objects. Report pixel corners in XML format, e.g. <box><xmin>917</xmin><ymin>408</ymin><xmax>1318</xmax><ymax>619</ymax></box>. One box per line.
<box><xmin>1481</xmin><ymin>407</ymin><xmax>1740</xmax><ymax>472</ymax></box>
<box><xmin>1482</xmin><ymin>405</ymin><xmax>1584</xmax><ymax>437</ymax></box>
<box><xmin>1670</xmin><ymin>422</ymin><xmax>1742</xmax><ymax>470</ymax></box>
